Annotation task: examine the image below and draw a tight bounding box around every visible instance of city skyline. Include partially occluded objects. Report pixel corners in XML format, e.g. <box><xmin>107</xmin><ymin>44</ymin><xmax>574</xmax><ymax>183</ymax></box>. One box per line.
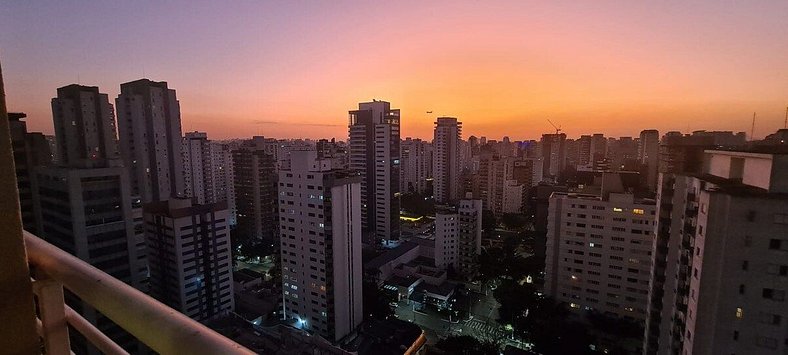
<box><xmin>2</xmin><ymin>1</ymin><xmax>788</xmax><ymax>140</ymax></box>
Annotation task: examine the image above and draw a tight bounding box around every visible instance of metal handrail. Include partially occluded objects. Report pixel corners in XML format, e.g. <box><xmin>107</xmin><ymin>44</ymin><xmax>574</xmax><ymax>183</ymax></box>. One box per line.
<box><xmin>24</xmin><ymin>231</ymin><xmax>255</xmax><ymax>355</ymax></box>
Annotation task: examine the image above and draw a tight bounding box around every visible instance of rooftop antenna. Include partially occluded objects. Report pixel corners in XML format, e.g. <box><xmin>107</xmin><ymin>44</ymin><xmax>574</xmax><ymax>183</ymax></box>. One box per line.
<box><xmin>784</xmin><ymin>106</ymin><xmax>787</xmax><ymax>129</ymax></box>
<box><xmin>750</xmin><ymin>112</ymin><xmax>756</xmax><ymax>141</ymax></box>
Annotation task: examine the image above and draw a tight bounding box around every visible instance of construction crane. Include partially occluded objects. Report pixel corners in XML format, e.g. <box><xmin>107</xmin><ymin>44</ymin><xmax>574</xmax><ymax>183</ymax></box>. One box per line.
<box><xmin>547</xmin><ymin>119</ymin><xmax>562</xmax><ymax>135</ymax></box>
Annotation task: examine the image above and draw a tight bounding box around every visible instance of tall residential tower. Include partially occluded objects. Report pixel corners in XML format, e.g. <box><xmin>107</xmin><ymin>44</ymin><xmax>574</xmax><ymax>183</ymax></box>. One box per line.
<box><xmin>116</xmin><ymin>79</ymin><xmax>185</xmax><ymax>203</ymax></box>
<box><xmin>433</xmin><ymin>117</ymin><xmax>461</xmax><ymax>204</ymax></box>
<box><xmin>279</xmin><ymin>151</ymin><xmax>363</xmax><ymax>342</ymax></box>
<box><xmin>348</xmin><ymin>100</ymin><xmax>400</xmax><ymax>244</ymax></box>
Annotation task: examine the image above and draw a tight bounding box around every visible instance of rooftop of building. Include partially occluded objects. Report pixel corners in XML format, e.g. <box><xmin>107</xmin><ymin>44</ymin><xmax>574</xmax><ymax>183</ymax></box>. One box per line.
<box><xmin>386</xmin><ymin>275</ymin><xmax>422</xmax><ymax>288</ymax></box>
<box><xmin>688</xmin><ymin>173</ymin><xmax>788</xmax><ymax>199</ymax></box>
<box><xmin>403</xmin><ymin>256</ymin><xmax>438</xmax><ymax>270</ymax></box>
<box><xmin>142</xmin><ymin>197</ymin><xmax>228</xmax><ymax>218</ymax></box>
<box><xmin>364</xmin><ymin>241</ymin><xmax>419</xmax><ymax>270</ymax></box>
<box><xmin>416</xmin><ymin>281</ymin><xmax>456</xmax><ymax>298</ymax></box>
<box><xmin>708</xmin><ymin>145</ymin><xmax>788</xmax><ymax>155</ymax></box>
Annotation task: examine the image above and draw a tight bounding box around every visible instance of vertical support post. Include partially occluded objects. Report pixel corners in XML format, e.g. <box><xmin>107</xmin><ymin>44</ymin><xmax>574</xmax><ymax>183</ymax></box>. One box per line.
<box><xmin>33</xmin><ymin>278</ymin><xmax>71</xmax><ymax>355</ymax></box>
<box><xmin>0</xmin><ymin>59</ymin><xmax>41</xmax><ymax>353</ymax></box>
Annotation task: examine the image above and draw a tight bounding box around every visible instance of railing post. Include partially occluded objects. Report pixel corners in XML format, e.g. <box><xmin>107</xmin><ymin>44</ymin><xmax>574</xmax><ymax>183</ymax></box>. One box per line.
<box><xmin>33</xmin><ymin>277</ymin><xmax>71</xmax><ymax>355</ymax></box>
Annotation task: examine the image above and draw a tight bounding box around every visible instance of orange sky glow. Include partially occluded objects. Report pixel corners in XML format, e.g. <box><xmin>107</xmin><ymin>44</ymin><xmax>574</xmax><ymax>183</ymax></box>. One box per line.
<box><xmin>2</xmin><ymin>1</ymin><xmax>786</xmax><ymax>141</ymax></box>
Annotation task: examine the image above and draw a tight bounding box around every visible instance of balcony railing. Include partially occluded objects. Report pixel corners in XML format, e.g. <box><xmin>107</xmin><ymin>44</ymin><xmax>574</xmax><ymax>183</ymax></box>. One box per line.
<box><xmin>25</xmin><ymin>231</ymin><xmax>254</xmax><ymax>355</ymax></box>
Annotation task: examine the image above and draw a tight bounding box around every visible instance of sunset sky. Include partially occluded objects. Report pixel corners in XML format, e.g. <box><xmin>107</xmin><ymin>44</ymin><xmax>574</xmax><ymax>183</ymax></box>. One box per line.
<box><xmin>1</xmin><ymin>1</ymin><xmax>787</xmax><ymax>140</ymax></box>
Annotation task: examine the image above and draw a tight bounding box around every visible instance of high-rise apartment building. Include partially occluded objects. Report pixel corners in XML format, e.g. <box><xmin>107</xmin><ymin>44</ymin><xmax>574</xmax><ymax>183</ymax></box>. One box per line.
<box><xmin>348</xmin><ymin>100</ymin><xmax>400</xmax><ymax>244</ymax></box>
<box><xmin>232</xmin><ymin>140</ymin><xmax>278</xmax><ymax>242</ymax></box>
<box><xmin>116</xmin><ymin>79</ymin><xmax>185</xmax><ymax>203</ymax></box>
<box><xmin>512</xmin><ymin>158</ymin><xmax>543</xmax><ymax>189</ymax></box>
<box><xmin>541</xmin><ymin>133</ymin><xmax>567</xmax><ymax>179</ymax></box>
<box><xmin>502</xmin><ymin>179</ymin><xmax>524</xmax><ymax>214</ymax></box>
<box><xmin>639</xmin><ymin>130</ymin><xmax>660</xmax><ymax>191</ymax></box>
<box><xmin>608</xmin><ymin>137</ymin><xmax>638</xmax><ymax>171</ymax></box>
<box><xmin>400</xmin><ymin>138</ymin><xmax>432</xmax><ymax>195</ymax></box>
<box><xmin>457</xmin><ymin>198</ymin><xmax>483</xmax><ymax>276</ymax></box>
<box><xmin>279</xmin><ymin>150</ymin><xmax>363</xmax><ymax>342</ymax></box>
<box><xmin>143</xmin><ymin>198</ymin><xmax>234</xmax><ymax>322</ymax></box>
<box><xmin>183</xmin><ymin>131</ymin><xmax>213</xmax><ymax>204</ymax></box>
<box><xmin>434</xmin><ymin>208</ymin><xmax>460</xmax><ymax>269</ymax></box>
<box><xmin>578</xmin><ymin>135</ymin><xmax>593</xmax><ymax>166</ymax></box>
<box><xmin>476</xmin><ymin>155</ymin><xmax>514</xmax><ymax>215</ymax></box>
<box><xmin>645</xmin><ymin>148</ymin><xmax>788</xmax><ymax>355</ymax></box>
<box><xmin>8</xmin><ymin>112</ymin><xmax>51</xmax><ymax>234</ymax></box>
<box><xmin>545</xmin><ymin>174</ymin><xmax>656</xmax><ymax>328</ymax></box>
<box><xmin>182</xmin><ymin>131</ymin><xmax>235</xmax><ymax>211</ymax></box>
<box><xmin>34</xmin><ymin>84</ymin><xmax>141</xmax><ymax>353</ymax></box>
<box><xmin>433</xmin><ymin>117</ymin><xmax>461</xmax><ymax>203</ymax></box>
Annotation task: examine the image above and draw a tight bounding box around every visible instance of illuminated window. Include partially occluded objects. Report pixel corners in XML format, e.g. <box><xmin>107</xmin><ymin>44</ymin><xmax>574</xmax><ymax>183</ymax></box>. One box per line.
<box><xmin>613</xmin><ymin>207</ymin><xmax>623</xmax><ymax>212</ymax></box>
<box><xmin>633</xmin><ymin>209</ymin><xmax>645</xmax><ymax>215</ymax></box>
<box><xmin>570</xmin><ymin>303</ymin><xmax>580</xmax><ymax>309</ymax></box>
<box><xmin>736</xmin><ymin>307</ymin><xmax>744</xmax><ymax>318</ymax></box>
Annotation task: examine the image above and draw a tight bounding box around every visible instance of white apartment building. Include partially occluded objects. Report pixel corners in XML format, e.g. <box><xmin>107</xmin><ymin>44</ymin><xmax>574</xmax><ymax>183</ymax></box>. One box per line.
<box><xmin>348</xmin><ymin>100</ymin><xmax>400</xmax><ymax>244</ymax></box>
<box><xmin>400</xmin><ymin>138</ymin><xmax>432</xmax><ymax>195</ymax></box>
<box><xmin>279</xmin><ymin>151</ymin><xmax>363</xmax><ymax>342</ymax></box>
<box><xmin>182</xmin><ymin>132</ymin><xmax>236</xmax><ymax>222</ymax></box>
<box><xmin>116</xmin><ymin>79</ymin><xmax>185</xmax><ymax>203</ymax></box>
<box><xmin>545</xmin><ymin>176</ymin><xmax>656</xmax><ymax>324</ymax></box>
<box><xmin>183</xmin><ymin>131</ymin><xmax>212</xmax><ymax>204</ymax></box>
<box><xmin>143</xmin><ymin>198</ymin><xmax>234</xmax><ymax>322</ymax></box>
<box><xmin>434</xmin><ymin>210</ymin><xmax>460</xmax><ymax>269</ymax></box>
<box><xmin>433</xmin><ymin>117</ymin><xmax>461</xmax><ymax>203</ymax></box>
<box><xmin>647</xmin><ymin>149</ymin><xmax>788</xmax><ymax>355</ymax></box>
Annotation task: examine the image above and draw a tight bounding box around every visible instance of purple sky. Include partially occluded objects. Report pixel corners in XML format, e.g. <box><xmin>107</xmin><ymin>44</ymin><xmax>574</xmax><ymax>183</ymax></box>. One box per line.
<box><xmin>2</xmin><ymin>1</ymin><xmax>787</xmax><ymax>140</ymax></box>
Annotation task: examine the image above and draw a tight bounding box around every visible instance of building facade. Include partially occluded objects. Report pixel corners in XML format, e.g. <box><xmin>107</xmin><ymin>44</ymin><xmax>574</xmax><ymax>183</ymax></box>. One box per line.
<box><xmin>434</xmin><ymin>209</ymin><xmax>460</xmax><ymax>270</ymax></box>
<box><xmin>645</xmin><ymin>149</ymin><xmax>788</xmax><ymax>355</ymax></box>
<box><xmin>433</xmin><ymin>117</ymin><xmax>461</xmax><ymax>203</ymax></box>
<box><xmin>545</xmin><ymin>176</ymin><xmax>656</xmax><ymax>325</ymax></box>
<box><xmin>639</xmin><ymin>130</ymin><xmax>660</xmax><ymax>191</ymax></box>
<box><xmin>279</xmin><ymin>151</ymin><xmax>363</xmax><ymax>342</ymax></box>
<box><xmin>348</xmin><ymin>100</ymin><xmax>400</xmax><ymax>244</ymax></box>
<box><xmin>8</xmin><ymin>112</ymin><xmax>51</xmax><ymax>234</ymax></box>
<box><xmin>400</xmin><ymin>138</ymin><xmax>432</xmax><ymax>195</ymax></box>
<box><xmin>457</xmin><ymin>198</ymin><xmax>483</xmax><ymax>276</ymax></box>
<box><xmin>232</xmin><ymin>141</ymin><xmax>278</xmax><ymax>242</ymax></box>
<box><xmin>116</xmin><ymin>79</ymin><xmax>185</xmax><ymax>203</ymax></box>
<box><xmin>144</xmin><ymin>198</ymin><xmax>234</xmax><ymax>322</ymax></box>
<box><xmin>34</xmin><ymin>84</ymin><xmax>142</xmax><ymax>353</ymax></box>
